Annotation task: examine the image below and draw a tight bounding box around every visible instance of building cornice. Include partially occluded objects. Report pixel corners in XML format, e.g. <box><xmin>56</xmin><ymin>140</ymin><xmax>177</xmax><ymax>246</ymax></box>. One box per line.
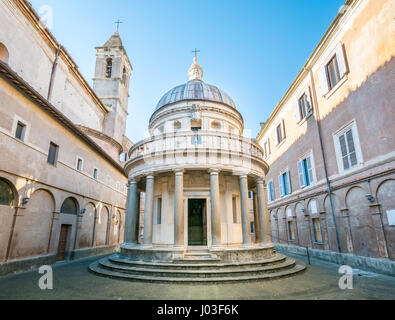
<box><xmin>256</xmin><ymin>0</ymin><xmax>358</xmax><ymax>141</ymax></box>
<box><xmin>14</xmin><ymin>0</ymin><xmax>109</xmax><ymax>115</ymax></box>
<box><xmin>0</xmin><ymin>60</ymin><xmax>126</xmax><ymax>176</ymax></box>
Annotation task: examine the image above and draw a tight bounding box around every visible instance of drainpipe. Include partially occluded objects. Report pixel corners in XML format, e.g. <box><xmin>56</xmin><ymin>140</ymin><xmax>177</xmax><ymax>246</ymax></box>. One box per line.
<box><xmin>47</xmin><ymin>45</ymin><xmax>61</xmax><ymax>101</ymax></box>
<box><xmin>307</xmin><ymin>67</ymin><xmax>342</xmax><ymax>253</ymax></box>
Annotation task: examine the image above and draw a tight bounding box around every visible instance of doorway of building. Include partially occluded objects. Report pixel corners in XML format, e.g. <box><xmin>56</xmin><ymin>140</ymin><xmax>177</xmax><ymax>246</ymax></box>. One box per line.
<box><xmin>188</xmin><ymin>199</ymin><xmax>207</xmax><ymax>246</ymax></box>
<box><xmin>56</xmin><ymin>224</ymin><xmax>71</xmax><ymax>261</ymax></box>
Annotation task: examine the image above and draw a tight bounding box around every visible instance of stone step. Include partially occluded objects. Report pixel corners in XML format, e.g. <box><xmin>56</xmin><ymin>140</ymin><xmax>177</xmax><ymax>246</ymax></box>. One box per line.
<box><xmin>89</xmin><ymin>261</ymin><xmax>306</xmax><ymax>283</ymax></box>
<box><xmin>173</xmin><ymin>257</ymin><xmax>221</xmax><ymax>264</ymax></box>
<box><xmin>109</xmin><ymin>253</ymin><xmax>286</xmax><ymax>270</ymax></box>
<box><xmin>97</xmin><ymin>258</ymin><xmax>297</xmax><ymax>278</ymax></box>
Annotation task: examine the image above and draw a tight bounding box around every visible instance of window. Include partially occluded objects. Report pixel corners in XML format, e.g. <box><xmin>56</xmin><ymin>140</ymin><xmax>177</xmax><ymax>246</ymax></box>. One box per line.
<box><xmin>267</xmin><ymin>180</ymin><xmax>274</xmax><ymax>202</ymax></box>
<box><xmin>105</xmin><ymin>58</ymin><xmax>112</xmax><ymax>78</ymax></box>
<box><xmin>122</xmin><ymin>67</ymin><xmax>127</xmax><ymax>85</ymax></box>
<box><xmin>77</xmin><ymin>158</ymin><xmax>83</xmax><ymax>171</ymax></box>
<box><xmin>278</xmin><ymin>170</ymin><xmax>291</xmax><ymax>197</ymax></box>
<box><xmin>211</xmin><ymin>121</ymin><xmax>221</xmax><ymax>130</ymax></box>
<box><xmin>263</xmin><ymin>139</ymin><xmax>271</xmax><ymax>158</ymax></box>
<box><xmin>15</xmin><ymin>121</ymin><xmax>26</xmax><ymax>141</ymax></box>
<box><xmin>339</xmin><ymin>129</ymin><xmax>357</xmax><ymax>170</ymax></box>
<box><xmin>275</xmin><ymin>120</ymin><xmax>286</xmax><ymax>145</ymax></box>
<box><xmin>288</xmin><ymin>221</ymin><xmax>295</xmax><ymax>241</ymax></box>
<box><xmin>47</xmin><ymin>142</ymin><xmax>58</xmax><ymax>166</ymax></box>
<box><xmin>297</xmin><ymin>155</ymin><xmax>315</xmax><ymax>188</ymax></box>
<box><xmin>191</xmin><ymin>135</ymin><xmax>202</xmax><ymax>145</ymax></box>
<box><xmin>232</xmin><ymin>196</ymin><xmax>238</xmax><ymax>224</ymax></box>
<box><xmin>248</xmin><ymin>191</ymin><xmax>253</xmax><ymax>199</ymax></box>
<box><xmin>319</xmin><ymin>43</ymin><xmax>348</xmax><ymax>96</ymax></box>
<box><xmin>298</xmin><ymin>93</ymin><xmax>312</xmax><ymax>121</ymax></box>
<box><xmin>312</xmin><ymin>218</ymin><xmax>322</xmax><ymax>243</ymax></box>
<box><xmin>326</xmin><ymin>55</ymin><xmax>341</xmax><ymax>90</ymax></box>
<box><xmin>334</xmin><ymin>122</ymin><xmax>362</xmax><ymax>172</ymax></box>
<box><xmin>174</xmin><ymin>121</ymin><xmax>182</xmax><ymax>131</ymax></box>
<box><xmin>119</xmin><ymin>152</ymin><xmax>128</xmax><ymax>162</ymax></box>
<box><xmin>0</xmin><ymin>179</ymin><xmax>14</xmax><ymax>206</ymax></box>
<box><xmin>93</xmin><ymin>168</ymin><xmax>98</xmax><ymax>180</ymax></box>
<box><xmin>156</xmin><ymin>198</ymin><xmax>162</xmax><ymax>224</ymax></box>
<box><xmin>250</xmin><ymin>221</ymin><xmax>255</xmax><ymax>233</ymax></box>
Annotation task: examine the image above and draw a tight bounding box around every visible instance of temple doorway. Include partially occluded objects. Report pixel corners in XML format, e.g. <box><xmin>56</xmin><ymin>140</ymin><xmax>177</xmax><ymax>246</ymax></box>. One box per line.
<box><xmin>188</xmin><ymin>199</ymin><xmax>207</xmax><ymax>246</ymax></box>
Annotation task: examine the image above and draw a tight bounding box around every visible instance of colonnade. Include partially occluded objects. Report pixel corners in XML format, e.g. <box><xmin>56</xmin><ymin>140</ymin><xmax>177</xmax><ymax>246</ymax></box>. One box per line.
<box><xmin>124</xmin><ymin>170</ymin><xmax>271</xmax><ymax>247</ymax></box>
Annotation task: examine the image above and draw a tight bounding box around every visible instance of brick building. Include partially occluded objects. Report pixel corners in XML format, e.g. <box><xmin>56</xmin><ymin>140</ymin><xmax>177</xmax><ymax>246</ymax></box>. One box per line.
<box><xmin>256</xmin><ymin>0</ymin><xmax>394</xmax><ymax>271</ymax></box>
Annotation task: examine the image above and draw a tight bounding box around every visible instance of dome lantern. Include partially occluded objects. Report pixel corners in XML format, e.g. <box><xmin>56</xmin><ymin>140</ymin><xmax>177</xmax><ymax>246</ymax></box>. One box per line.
<box><xmin>188</xmin><ymin>57</ymin><xmax>203</xmax><ymax>81</ymax></box>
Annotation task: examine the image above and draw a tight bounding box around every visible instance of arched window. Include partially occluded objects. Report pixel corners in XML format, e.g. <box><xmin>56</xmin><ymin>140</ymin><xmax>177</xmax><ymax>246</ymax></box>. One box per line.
<box><xmin>0</xmin><ymin>43</ymin><xmax>9</xmax><ymax>64</ymax></box>
<box><xmin>0</xmin><ymin>179</ymin><xmax>15</xmax><ymax>206</ymax></box>
<box><xmin>105</xmin><ymin>58</ymin><xmax>112</xmax><ymax>78</ymax></box>
<box><xmin>174</xmin><ymin>121</ymin><xmax>182</xmax><ymax>131</ymax></box>
<box><xmin>119</xmin><ymin>152</ymin><xmax>128</xmax><ymax>162</ymax></box>
<box><xmin>211</xmin><ymin>121</ymin><xmax>221</xmax><ymax>131</ymax></box>
<box><xmin>60</xmin><ymin>197</ymin><xmax>79</xmax><ymax>214</ymax></box>
<box><xmin>122</xmin><ymin>67</ymin><xmax>127</xmax><ymax>85</ymax></box>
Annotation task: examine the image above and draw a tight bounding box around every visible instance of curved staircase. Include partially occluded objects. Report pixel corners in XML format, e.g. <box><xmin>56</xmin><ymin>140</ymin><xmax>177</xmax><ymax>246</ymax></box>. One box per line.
<box><xmin>89</xmin><ymin>251</ymin><xmax>306</xmax><ymax>283</ymax></box>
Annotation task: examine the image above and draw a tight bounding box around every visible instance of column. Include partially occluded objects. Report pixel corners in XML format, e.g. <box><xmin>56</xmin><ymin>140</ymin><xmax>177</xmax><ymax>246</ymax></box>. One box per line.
<box><xmin>124</xmin><ymin>179</ymin><xmax>139</xmax><ymax>243</ymax></box>
<box><xmin>174</xmin><ymin>169</ymin><xmax>184</xmax><ymax>246</ymax></box>
<box><xmin>210</xmin><ymin>169</ymin><xmax>221</xmax><ymax>246</ymax></box>
<box><xmin>252</xmin><ymin>191</ymin><xmax>261</xmax><ymax>243</ymax></box>
<box><xmin>240</xmin><ymin>174</ymin><xmax>252</xmax><ymax>246</ymax></box>
<box><xmin>257</xmin><ymin>177</ymin><xmax>272</xmax><ymax>244</ymax></box>
<box><xmin>143</xmin><ymin>174</ymin><xmax>155</xmax><ymax>245</ymax></box>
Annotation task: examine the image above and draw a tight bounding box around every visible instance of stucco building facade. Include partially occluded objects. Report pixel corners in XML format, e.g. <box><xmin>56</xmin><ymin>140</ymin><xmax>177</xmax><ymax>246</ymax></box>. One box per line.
<box><xmin>256</xmin><ymin>0</ymin><xmax>394</xmax><ymax>272</ymax></box>
<box><xmin>0</xmin><ymin>0</ymin><xmax>132</xmax><ymax>274</ymax></box>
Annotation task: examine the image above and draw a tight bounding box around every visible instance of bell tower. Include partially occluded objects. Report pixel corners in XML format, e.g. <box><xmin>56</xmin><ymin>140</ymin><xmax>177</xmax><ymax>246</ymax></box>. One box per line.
<box><xmin>93</xmin><ymin>29</ymin><xmax>132</xmax><ymax>144</ymax></box>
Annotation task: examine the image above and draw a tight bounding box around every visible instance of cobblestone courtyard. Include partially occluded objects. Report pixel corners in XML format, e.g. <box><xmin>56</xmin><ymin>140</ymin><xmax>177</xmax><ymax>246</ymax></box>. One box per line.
<box><xmin>0</xmin><ymin>253</ymin><xmax>394</xmax><ymax>300</ymax></box>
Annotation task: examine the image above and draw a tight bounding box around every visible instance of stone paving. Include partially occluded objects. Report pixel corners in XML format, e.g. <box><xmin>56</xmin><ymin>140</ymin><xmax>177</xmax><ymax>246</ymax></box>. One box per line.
<box><xmin>0</xmin><ymin>253</ymin><xmax>394</xmax><ymax>300</ymax></box>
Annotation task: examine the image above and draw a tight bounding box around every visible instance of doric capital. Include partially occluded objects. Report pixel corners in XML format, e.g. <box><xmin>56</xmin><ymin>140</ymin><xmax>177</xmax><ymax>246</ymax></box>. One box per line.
<box><xmin>173</xmin><ymin>168</ymin><xmax>184</xmax><ymax>175</ymax></box>
<box><xmin>209</xmin><ymin>168</ymin><xmax>221</xmax><ymax>175</ymax></box>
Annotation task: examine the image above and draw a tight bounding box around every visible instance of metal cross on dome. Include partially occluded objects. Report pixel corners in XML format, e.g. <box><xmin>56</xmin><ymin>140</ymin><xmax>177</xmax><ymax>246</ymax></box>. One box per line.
<box><xmin>114</xmin><ymin>19</ymin><xmax>123</xmax><ymax>32</ymax></box>
<box><xmin>192</xmin><ymin>48</ymin><xmax>200</xmax><ymax>59</ymax></box>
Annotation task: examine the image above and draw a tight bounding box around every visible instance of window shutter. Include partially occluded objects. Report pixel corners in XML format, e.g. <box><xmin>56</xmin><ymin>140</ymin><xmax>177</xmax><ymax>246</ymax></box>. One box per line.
<box><xmin>274</xmin><ymin>128</ymin><xmax>278</xmax><ymax>146</ymax></box>
<box><xmin>278</xmin><ymin>175</ymin><xmax>284</xmax><ymax>197</ymax></box>
<box><xmin>294</xmin><ymin>99</ymin><xmax>301</xmax><ymax>123</ymax></box>
<box><xmin>306</xmin><ymin>156</ymin><xmax>314</xmax><ymax>183</ymax></box>
<box><xmin>305</xmin><ymin>86</ymin><xmax>312</xmax><ymax>114</ymax></box>
<box><xmin>297</xmin><ymin>160</ymin><xmax>306</xmax><ymax>188</ymax></box>
<box><xmin>336</xmin><ymin>42</ymin><xmax>348</xmax><ymax>78</ymax></box>
<box><xmin>268</xmin><ymin>138</ymin><xmax>271</xmax><ymax>155</ymax></box>
<box><xmin>286</xmin><ymin>169</ymin><xmax>292</xmax><ymax>194</ymax></box>
<box><xmin>318</xmin><ymin>65</ymin><xmax>330</xmax><ymax>96</ymax></box>
<box><xmin>270</xmin><ymin>181</ymin><xmax>274</xmax><ymax>201</ymax></box>
<box><xmin>282</xmin><ymin>119</ymin><xmax>286</xmax><ymax>139</ymax></box>
<box><xmin>339</xmin><ymin>134</ymin><xmax>350</xmax><ymax>170</ymax></box>
<box><xmin>346</xmin><ymin>129</ymin><xmax>358</xmax><ymax>166</ymax></box>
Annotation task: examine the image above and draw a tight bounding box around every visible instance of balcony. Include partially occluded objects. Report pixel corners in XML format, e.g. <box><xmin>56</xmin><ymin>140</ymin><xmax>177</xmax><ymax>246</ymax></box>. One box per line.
<box><xmin>130</xmin><ymin>131</ymin><xmax>264</xmax><ymax>158</ymax></box>
<box><xmin>126</xmin><ymin>131</ymin><xmax>268</xmax><ymax>177</ymax></box>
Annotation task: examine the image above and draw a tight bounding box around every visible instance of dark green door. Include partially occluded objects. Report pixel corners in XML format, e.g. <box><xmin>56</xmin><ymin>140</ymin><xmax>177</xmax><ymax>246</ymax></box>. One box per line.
<box><xmin>188</xmin><ymin>199</ymin><xmax>207</xmax><ymax>245</ymax></box>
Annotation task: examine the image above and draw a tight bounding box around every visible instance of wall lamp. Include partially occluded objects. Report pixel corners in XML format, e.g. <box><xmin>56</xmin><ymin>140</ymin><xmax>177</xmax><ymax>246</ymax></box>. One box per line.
<box><xmin>365</xmin><ymin>194</ymin><xmax>375</xmax><ymax>203</ymax></box>
<box><xmin>80</xmin><ymin>208</ymin><xmax>87</xmax><ymax>214</ymax></box>
<box><xmin>22</xmin><ymin>197</ymin><xmax>30</xmax><ymax>205</ymax></box>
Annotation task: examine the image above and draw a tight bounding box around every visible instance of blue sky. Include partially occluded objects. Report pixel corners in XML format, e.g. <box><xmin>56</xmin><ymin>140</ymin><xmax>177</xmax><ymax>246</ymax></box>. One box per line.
<box><xmin>30</xmin><ymin>0</ymin><xmax>345</xmax><ymax>143</ymax></box>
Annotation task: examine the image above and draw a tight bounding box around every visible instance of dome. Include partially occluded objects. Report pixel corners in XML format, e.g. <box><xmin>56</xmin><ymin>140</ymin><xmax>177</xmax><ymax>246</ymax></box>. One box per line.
<box><xmin>155</xmin><ymin>57</ymin><xmax>236</xmax><ymax>111</ymax></box>
<box><xmin>155</xmin><ymin>80</ymin><xmax>236</xmax><ymax>111</ymax></box>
